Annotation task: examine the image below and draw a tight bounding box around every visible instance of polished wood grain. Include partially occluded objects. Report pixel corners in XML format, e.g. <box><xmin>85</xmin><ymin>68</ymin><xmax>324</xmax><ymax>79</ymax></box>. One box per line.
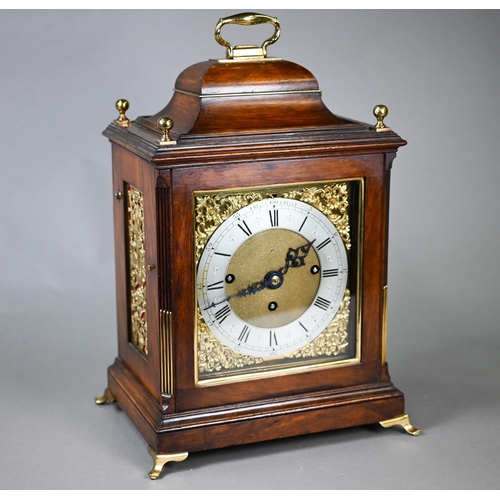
<box><xmin>140</xmin><ymin>60</ymin><xmax>346</xmax><ymax>138</ymax></box>
<box><xmin>102</xmin><ymin>52</ymin><xmax>407</xmax><ymax>459</ymax></box>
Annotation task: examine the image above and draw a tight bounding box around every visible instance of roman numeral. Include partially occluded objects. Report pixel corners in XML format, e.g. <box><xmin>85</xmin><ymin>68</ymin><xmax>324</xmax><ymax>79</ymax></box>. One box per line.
<box><xmin>298</xmin><ymin>216</ymin><xmax>308</xmax><ymax>232</ymax></box>
<box><xmin>238</xmin><ymin>325</ymin><xmax>251</xmax><ymax>343</ymax></box>
<box><xmin>269</xmin><ymin>209</ymin><xmax>279</xmax><ymax>227</ymax></box>
<box><xmin>299</xmin><ymin>321</ymin><xmax>308</xmax><ymax>332</ymax></box>
<box><xmin>238</xmin><ymin>220</ymin><xmax>252</xmax><ymax>236</ymax></box>
<box><xmin>316</xmin><ymin>238</ymin><xmax>331</xmax><ymax>251</ymax></box>
<box><xmin>322</xmin><ymin>268</ymin><xmax>339</xmax><ymax>277</ymax></box>
<box><xmin>314</xmin><ymin>296</ymin><xmax>331</xmax><ymax>311</ymax></box>
<box><xmin>269</xmin><ymin>331</ymin><xmax>278</xmax><ymax>346</ymax></box>
<box><xmin>207</xmin><ymin>280</ymin><xmax>224</xmax><ymax>291</ymax></box>
<box><xmin>214</xmin><ymin>251</ymin><xmax>231</xmax><ymax>257</ymax></box>
<box><xmin>214</xmin><ymin>305</ymin><xmax>231</xmax><ymax>324</ymax></box>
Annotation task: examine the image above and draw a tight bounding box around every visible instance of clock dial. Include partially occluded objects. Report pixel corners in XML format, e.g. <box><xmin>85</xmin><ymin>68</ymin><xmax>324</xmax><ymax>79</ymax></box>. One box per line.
<box><xmin>197</xmin><ymin>197</ymin><xmax>348</xmax><ymax>357</ymax></box>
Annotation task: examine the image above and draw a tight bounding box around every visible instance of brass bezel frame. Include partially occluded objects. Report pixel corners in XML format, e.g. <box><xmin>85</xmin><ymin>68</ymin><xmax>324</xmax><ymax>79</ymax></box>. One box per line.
<box><xmin>193</xmin><ymin>178</ymin><xmax>364</xmax><ymax>386</ymax></box>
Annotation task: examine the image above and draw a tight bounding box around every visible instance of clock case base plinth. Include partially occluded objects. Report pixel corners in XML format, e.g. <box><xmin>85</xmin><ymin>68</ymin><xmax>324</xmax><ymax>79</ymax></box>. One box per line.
<box><xmin>102</xmin><ymin>357</ymin><xmax>411</xmax><ymax>476</ymax></box>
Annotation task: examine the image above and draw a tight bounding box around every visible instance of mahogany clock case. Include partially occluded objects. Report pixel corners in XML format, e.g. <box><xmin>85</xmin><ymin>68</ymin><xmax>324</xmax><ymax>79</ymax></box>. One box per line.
<box><xmin>105</xmin><ymin>148</ymin><xmax>405</xmax><ymax>455</ymax></box>
<box><xmin>100</xmin><ymin>12</ymin><xmax>412</xmax><ymax>466</ymax></box>
<box><xmin>3</xmin><ymin>9</ymin><xmax>500</xmax><ymax>490</ymax></box>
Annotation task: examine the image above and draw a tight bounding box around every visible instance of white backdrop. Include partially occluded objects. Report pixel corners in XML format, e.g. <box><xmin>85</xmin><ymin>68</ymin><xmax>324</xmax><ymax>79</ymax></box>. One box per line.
<box><xmin>1</xmin><ymin>9</ymin><xmax>499</xmax><ymax>489</ymax></box>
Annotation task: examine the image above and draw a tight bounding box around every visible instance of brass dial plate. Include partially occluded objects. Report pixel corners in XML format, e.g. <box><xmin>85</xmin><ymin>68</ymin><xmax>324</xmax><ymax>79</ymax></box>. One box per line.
<box><xmin>194</xmin><ymin>181</ymin><xmax>361</xmax><ymax>382</ymax></box>
<box><xmin>227</xmin><ymin>229</ymin><xmax>320</xmax><ymax>329</ymax></box>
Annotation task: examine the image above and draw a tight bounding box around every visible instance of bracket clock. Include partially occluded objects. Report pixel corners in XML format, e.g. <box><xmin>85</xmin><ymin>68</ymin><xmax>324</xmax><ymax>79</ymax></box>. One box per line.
<box><xmin>96</xmin><ymin>12</ymin><xmax>419</xmax><ymax>480</ymax></box>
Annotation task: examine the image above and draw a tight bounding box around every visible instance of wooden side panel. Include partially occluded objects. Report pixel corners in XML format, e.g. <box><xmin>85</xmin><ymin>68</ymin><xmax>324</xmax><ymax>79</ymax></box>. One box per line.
<box><xmin>111</xmin><ymin>145</ymin><xmax>160</xmax><ymax>401</ymax></box>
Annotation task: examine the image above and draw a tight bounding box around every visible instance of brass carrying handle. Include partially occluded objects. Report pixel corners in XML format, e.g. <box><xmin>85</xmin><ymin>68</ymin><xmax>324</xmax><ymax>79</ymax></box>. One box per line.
<box><xmin>214</xmin><ymin>12</ymin><xmax>281</xmax><ymax>59</ymax></box>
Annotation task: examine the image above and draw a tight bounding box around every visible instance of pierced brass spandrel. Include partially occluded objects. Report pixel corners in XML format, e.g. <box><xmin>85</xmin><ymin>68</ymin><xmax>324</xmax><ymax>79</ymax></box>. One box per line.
<box><xmin>197</xmin><ymin>308</ymin><xmax>265</xmax><ymax>374</ymax></box>
<box><xmin>195</xmin><ymin>191</ymin><xmax>265</xmax><ymax>265</ymax></box>
<box><xmin>126</xmin><ymin>184</ymin><xmax>148</xmax><ymax>357</ymax></box>
<box><xmin>281</xmin><ymin>184</ymin><xmax>351</xmax><ymax>250</ymax></box>
<box><xmin>285</xmin><ymin>290</ymin><xmax>350</xmax><ymax>359</ymax></box>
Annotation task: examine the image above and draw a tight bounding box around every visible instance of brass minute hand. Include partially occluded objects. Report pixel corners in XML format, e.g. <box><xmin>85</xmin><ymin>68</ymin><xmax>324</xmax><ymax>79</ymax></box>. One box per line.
<box><xmin>204</xmin><ymin>239</ymin><xmax>315</xmax><ymax>310</ymax></box>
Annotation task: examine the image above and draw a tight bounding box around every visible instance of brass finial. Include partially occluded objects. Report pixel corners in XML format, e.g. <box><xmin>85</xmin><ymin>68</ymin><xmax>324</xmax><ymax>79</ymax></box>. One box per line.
<box><xmin>115</xmin><ymin>99</ymin><xmax>131</xmax><ymax>128</ymax></box>
<box><xmin>372</xmin><ymin>104</ymin><xmax>391</xmax><ymax>132</ymax></box>
<box><xmin>157</xmin><ymin>116</ymin><xmax>177</xmax><ymax>146</ymax></box>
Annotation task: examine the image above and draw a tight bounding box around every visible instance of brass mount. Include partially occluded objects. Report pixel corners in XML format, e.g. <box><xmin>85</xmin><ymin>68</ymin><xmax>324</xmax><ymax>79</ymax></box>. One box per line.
<box><xmin>148</xmin><ymin>446</ymin><xmax>189</xmax><ymax>480</ymax></box>
<box><xmin>157</xmin><ymin>116</ymin><xmax>177</xmax><ymax>146</ymax></box>
<box><xmin>115</xmin><ymin>99</ymin><xmax>132</xmax><ymax>128</ymax></box>
<box><xmin>372</xmin><ymin>104</ymin><xmax>391</xmax><ymax>132</ymax></box>
<box><xmin>379</xmin><ymin>413</ymin><xmax>420</xmax><ymax>436</ymax></box>
<box><xmin>95</xmin><ymin>388</ymin><xmax>116</xmax><ymax>405</ymax></box>
<box><xmin>215</xmin><ymin>12</ymin><xmax>281</xmax><ymax>61</ymax></box>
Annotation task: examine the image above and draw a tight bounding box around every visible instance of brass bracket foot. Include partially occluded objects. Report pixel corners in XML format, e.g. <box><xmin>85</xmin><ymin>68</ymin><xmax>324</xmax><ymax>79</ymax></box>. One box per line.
<box><xmin>379</xmin><ymin>413</ymin><xmax>420</xmax><ymax>436</ymax></box>
<box><xmin>147</xmin><ymin>446</ymin><xmax>189</xmax><ymax>480</ymax></box>
<box><xmin>94</xmin><ymin>388</ymin><xmax>116</xmax><ymax>405</ymax></box>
